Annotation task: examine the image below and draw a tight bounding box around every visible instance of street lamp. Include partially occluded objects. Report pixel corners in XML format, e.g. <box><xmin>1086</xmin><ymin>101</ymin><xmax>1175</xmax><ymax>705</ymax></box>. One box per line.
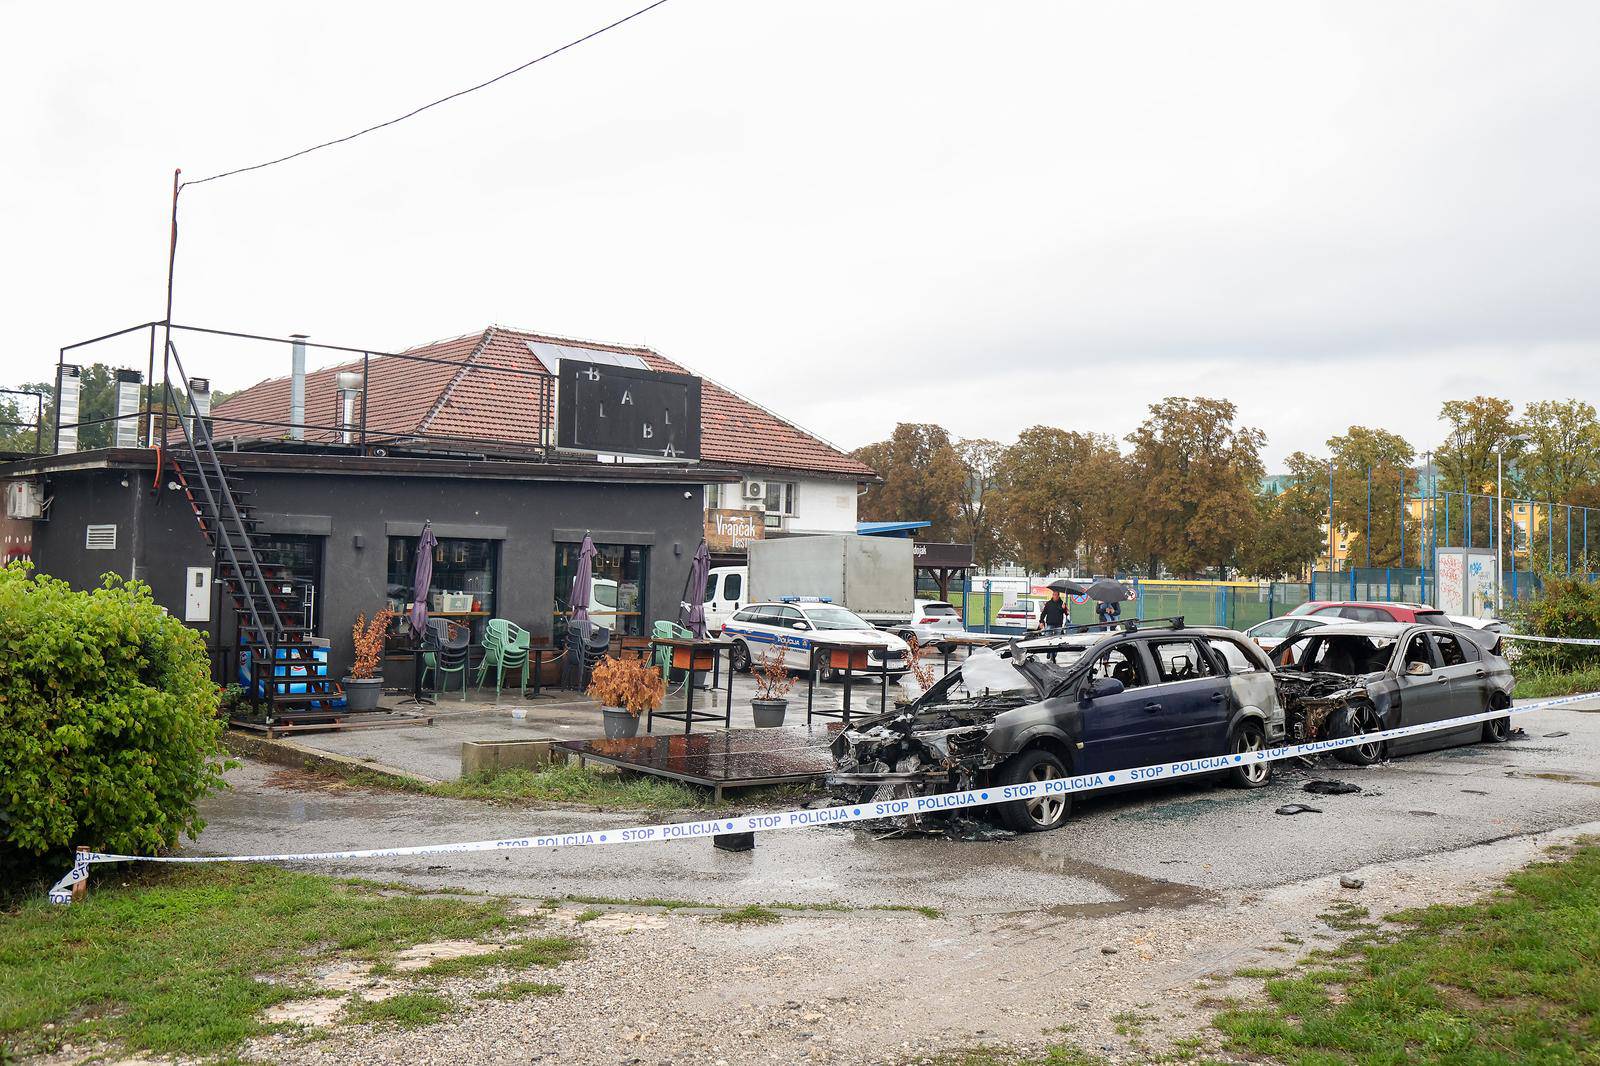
<box><xmin>1494</xmin><ymin>434</ymin><xmax>1534</xmax><ymax>615</ymax></box>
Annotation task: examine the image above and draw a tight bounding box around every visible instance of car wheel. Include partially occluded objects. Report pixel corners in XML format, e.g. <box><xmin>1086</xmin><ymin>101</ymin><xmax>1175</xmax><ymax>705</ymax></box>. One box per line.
<box><xmin>1226</xmin><ymin>721</ymin><xmax>1272</xmax><ymax>788</ymax></box>
<box><xmin>1334</xmin><ymin>702</ymin><xmax>1385</xmax><ymax>765</ymax></box>
<box><xmin>730</xmin><ymin>641</ymin><xmax>752</xmax><ymax>674</ymax></box>
<box><xmin>1482</xmin><ymin>696</ymin><xmax>1512</xmax><ymax>743</ymax></box>
<box><xmin>994</xmin><ymin>749</ymin><xmax>1072</xmax><ymax>833</ymax></box>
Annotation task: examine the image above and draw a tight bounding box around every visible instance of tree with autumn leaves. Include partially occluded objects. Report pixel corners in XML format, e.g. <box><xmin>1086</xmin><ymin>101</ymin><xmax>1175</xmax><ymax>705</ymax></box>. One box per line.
<box><xmin>851</xmin><ymin>393</ymin><xmax>1600</xmax><ymax>581</ymax></box>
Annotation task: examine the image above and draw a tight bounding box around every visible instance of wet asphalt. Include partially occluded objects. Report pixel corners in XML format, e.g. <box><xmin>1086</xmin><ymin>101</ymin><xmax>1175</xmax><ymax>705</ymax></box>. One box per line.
<box><xmin>192</xmin><ymin>698</ymin><xmax>1600</xmax><ymax>914</ymax></box>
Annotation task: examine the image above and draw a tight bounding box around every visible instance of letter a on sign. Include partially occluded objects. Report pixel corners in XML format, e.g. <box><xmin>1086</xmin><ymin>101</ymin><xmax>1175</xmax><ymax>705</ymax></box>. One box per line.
<box><xmin>621</xmin><ymin>390</ymin><xmax>633</xmax><ymax>405</ymax></box>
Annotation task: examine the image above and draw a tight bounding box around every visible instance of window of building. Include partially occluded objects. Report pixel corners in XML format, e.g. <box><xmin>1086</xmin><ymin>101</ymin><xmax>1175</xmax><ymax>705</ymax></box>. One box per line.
<box><xmin>554</xmin><ymin>542</ymin><xmax>648</xmax><ymax>637</ymax></box>
<box><xmin>259</xmin><ymin>533</ymin><xmax>325</xmax><ymax>634</ymax></box>
<box><xmin>387</xmin><ymin>536</ymin><xmax>498</xmax><ymax>639</ymax></box>
<box><xmin>764</xmin><ymin>481</ymin><xmax>796</xmax><ymax>528</ymax></box>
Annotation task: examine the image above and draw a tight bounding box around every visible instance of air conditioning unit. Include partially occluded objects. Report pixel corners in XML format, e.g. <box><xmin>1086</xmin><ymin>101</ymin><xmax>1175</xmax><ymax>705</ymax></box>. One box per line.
<box><xmin>742</xmin><ymin>480</ymin><xmax>767</xmax><ymax>501</ymax></box>
<box><xmin>5</xmin><ymin>481</ymin><xmax>44</xmax><ymax>520</ymax></box>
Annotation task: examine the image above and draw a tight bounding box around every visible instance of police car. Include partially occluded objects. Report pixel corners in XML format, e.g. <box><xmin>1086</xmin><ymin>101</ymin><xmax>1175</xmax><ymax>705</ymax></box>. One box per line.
<box><xmin>723</xmin><ymin>598</ymin><xmax>911</xmax><ymax>679</ymax></box>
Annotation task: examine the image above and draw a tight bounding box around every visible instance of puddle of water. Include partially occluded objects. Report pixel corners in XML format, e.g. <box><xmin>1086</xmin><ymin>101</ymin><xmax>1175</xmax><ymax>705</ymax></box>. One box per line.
<box><xmin>1023</xmin><ymin>853</ymin><xmax>1211</xmax><ymax>918</ymax></box>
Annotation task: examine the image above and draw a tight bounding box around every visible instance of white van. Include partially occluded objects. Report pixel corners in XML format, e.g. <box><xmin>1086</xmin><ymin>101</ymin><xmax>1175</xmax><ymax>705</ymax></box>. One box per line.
<box><xmin>703</xmin><ymin>566</ymin><xmax>747</xmax><ymax>634</ymax></box>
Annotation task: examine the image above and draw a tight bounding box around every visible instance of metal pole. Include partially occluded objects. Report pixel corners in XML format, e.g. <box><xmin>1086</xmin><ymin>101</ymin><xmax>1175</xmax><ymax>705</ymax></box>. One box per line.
<box><xmin>143</xmin><ymin>323</ymin><xmax>157</xmax><ymax>448</ymax></box>
<box><xmin>1568</xmin><ymin>504</ymin><xmax>1573</xmax><ymax>575</ymax></box>
<box><xmin>1365</xmin><ymin>465</ymin><xmax>1372</xmax><ymax>569</ymax></box>
<box><xmin>1495</xmin><ymin>450</ymin><xmax>1503</xmax><ymax>611</ymax></box>
<box><xmin>1398</xmin><ymin>467</ymin><xmax>1405</xmax><ymax>568</ymax></box>
<box><xmin>51</xmin><ymin>348</ymin><xmax>64</xmax><ymax>453</ymax></box>
<box><xmin>1328</xmin><ymin>462</ymin><xmax>1335</xmax><ymax>576</ymax></box>
<box><xmin>160</xmin><ymin>169</ymin><xmax>180</xmax><ymax>450</ymax></box>
<box><xmin>359</xmin><ymin>351</ymin><xmax>370</xmax><ymax>453</ymax></box>
<box><xmin>1548</xmin><ymin>501</ymin><xmax>1554</xmax><ymax>570</ymax></box>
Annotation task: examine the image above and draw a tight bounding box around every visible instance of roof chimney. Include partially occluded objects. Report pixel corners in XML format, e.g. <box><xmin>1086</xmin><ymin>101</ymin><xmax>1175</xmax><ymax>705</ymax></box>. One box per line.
<box><xmin>289</xmin><ymin>334</ymin><xmax>308</xmax><ymax>440</ymax></box>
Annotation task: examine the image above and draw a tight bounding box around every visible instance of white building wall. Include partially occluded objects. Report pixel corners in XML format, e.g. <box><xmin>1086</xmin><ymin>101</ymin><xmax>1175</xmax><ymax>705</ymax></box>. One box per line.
<box><xmin>704</xmin><ymin>474</ymin><xmax>859</xmax><ymax>535</ymax></box>
<box><xmin>788</xmin><ymin>477</ymin><xmax>858</xmax><ymax>534</ymax></box>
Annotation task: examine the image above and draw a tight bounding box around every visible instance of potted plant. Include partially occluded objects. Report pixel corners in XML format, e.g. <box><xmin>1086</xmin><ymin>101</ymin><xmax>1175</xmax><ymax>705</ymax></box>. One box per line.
<box><xmin>344</xmin><ymin>608</ymin><xmax>395</xmax><ymax>712</ymax></box>
<box><xmin>586</xmin><ymin>655</ymin><xmax>665</xmax><ymax>739</ymax></box>
<box><xmin>750</xmin><ymin>645</ymin><xmax>795</xmax><ymax>727</ymax></box>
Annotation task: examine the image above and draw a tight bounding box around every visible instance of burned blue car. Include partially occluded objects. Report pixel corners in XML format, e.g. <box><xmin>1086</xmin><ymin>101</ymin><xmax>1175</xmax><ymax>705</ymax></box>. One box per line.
<box><xmin>830</xmin><ymin>619</ymin><xmax>1286</xmax><ymax>832</ymax></box>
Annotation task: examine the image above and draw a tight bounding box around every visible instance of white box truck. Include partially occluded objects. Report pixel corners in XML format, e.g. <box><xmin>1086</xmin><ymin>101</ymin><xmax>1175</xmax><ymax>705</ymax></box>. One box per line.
<box><xmin>706</xmin><ymin>535</ymin><xmax>915</xmax><ymax>633</ymax></box>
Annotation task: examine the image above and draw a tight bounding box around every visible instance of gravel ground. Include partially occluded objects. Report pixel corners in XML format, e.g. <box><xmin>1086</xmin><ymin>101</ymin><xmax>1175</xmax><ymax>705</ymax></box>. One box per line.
<box><xmin>232</xmin><ymin>824</ymin><xmax>1600</xmax><ymax>1066</ymax></box>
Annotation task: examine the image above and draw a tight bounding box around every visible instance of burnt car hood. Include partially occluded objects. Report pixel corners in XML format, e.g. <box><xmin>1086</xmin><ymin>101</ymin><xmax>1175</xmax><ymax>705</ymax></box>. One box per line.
<box><xmin>829</xmin><ymin>695</ymin><xmax>1032</xmax><ymax>786</ymax></box>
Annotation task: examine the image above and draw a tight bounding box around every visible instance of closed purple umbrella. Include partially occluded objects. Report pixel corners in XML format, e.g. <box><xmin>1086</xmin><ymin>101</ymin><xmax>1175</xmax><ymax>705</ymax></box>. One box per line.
<box><xmin>679</xmin><ymin>539</ymin><xmax>711</xmax><ymax>639</ymax></box>
<box><xmin>409</xmin><ymin>522</ymin><xmax>438</xmax><ymax>639</ymax></box>
<box><xmin>569</xmin><ymin>533</ymin><xmax>597</xmax><ymax>626</ymax></box>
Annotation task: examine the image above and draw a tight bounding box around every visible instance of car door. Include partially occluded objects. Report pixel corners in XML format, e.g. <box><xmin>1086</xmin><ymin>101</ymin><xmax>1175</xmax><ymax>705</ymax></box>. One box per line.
<box><xmin>1389</xmin><ymin>630</ymin><xmax>1449</xmax><ymax>754</ymax></box>
<box><xmin>1423</xmin><ymin>629</ymin><xmax>1488</xmax><ymax>750</ymax></box>
<box><xmin>1142</xmin><ymin>638</ymin><xmax>1232</xmax><ymax>760</ymax></box>
<box><xmin>775</xmin><ymin>605</ymin><xmax>812</xmax><ymax>669</ymax></box>
<box><xmin>1075</xmin><ymin>641</ymin><xmax>1168</xmax><ymax>773</ymax></box>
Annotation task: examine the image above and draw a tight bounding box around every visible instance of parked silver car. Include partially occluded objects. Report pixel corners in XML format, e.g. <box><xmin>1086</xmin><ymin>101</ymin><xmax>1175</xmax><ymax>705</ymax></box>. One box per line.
<box><xmin>1271</xmin><ymin>621</ymin><xmax>1514</xmax><ymax>760</ymax></box>
<box><xmin>1244</xmin><ymin>614</ymin><xmax>1333</xmax><ymax>652</ymax></box>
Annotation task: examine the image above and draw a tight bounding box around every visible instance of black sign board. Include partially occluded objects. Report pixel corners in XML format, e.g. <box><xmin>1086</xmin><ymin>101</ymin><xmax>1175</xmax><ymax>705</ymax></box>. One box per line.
<box><xmin>556</xmin><ymin>361</ymin><xmax>702</xmax><ymax>461</ymax></box>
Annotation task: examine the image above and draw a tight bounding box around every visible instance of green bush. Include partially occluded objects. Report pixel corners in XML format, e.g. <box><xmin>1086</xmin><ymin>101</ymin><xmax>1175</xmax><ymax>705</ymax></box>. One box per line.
<box><xmin>0</xmin><ymin>563</ymin><xmax>228</xmax><ymax>866</ymax></box>
<box><xmin>1507</xmin><ymin>575</ymin><xmax>1600</xmax><ymax>673</ymax></box>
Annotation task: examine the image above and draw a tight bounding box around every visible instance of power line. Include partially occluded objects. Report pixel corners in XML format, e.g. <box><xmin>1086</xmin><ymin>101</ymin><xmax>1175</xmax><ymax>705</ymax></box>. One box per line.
<box><xmin>181</xmin><ymin>0</ymin><xmax>674</xmax><ymax>188</ymax></box>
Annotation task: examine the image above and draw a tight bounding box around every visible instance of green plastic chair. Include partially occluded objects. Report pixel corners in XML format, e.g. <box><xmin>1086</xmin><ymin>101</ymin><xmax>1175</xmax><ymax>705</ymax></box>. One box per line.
<box><xmin>476</xmin><ymin>618</ymin><xmax>531</xmax><ymax>700</ymax></box>
<box><xmin>651</xmin><ymin>619</ymin><xmax>696</xmax><ymax>682</ymax></box>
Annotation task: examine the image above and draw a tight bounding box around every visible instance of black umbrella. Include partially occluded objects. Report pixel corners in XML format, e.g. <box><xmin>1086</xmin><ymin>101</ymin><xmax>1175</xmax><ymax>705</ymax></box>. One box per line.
<box><xmin>1046</xmin><ymin>578</ymin><xmax>1090</xmax><ymax>595</ymax></box>
<box><xmin>1085</xmin><ymin>578</ymin><xmax>1133</xmax><ymax>603</ymax></box>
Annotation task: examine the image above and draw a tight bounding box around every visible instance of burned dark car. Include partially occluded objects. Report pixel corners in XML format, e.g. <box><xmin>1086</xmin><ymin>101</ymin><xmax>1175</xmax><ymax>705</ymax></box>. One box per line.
<box><xmin>829</xmin><ymin>621</ymin><xmax>1286</xmax><ymax>833</ymax></box>
<box><xmin>1271</xmin><ymin>621</ymin><xmax>1515</xmax><ymax>763</ymax></box>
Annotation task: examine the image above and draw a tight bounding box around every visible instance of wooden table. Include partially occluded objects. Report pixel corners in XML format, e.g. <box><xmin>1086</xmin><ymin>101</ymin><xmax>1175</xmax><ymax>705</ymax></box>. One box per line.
<box><xmin>646</xmin><ymin>637</ymin><xmax>736</xmax><ymax>733</ymax></box>
<box><xmin>804</xmin><ymin>638</ymin><xmax>893</xmax><ymax>726</ymax></box>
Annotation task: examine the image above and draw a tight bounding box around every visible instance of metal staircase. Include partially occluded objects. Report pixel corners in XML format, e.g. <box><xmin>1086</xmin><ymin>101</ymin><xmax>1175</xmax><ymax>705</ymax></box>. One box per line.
<box><xmin>163</xmin><ymin>343</ymin><xmax>344</xmax><ymax>728</ymax></box>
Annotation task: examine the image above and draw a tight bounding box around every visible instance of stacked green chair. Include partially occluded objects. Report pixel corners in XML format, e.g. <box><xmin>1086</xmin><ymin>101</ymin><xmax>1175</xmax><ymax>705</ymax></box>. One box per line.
<box><xmin>651</xmin><ymin>619</ymin><xmax>696</xmax><ymax>683</ymax></box>
<box><xmin>476</xmin><ymin>618</ymin><xmax>531</xmax><ymax>700</ymax></box>
<box><xmin>421</xmin><ymin>618</ymin><xmax>471</xmax><ymax>701</ymax></box>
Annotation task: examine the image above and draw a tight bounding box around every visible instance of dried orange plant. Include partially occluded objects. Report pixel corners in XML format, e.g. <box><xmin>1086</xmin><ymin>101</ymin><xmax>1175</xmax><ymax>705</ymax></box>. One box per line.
<box><xmin>753</xmin><ymin>645</ymin><xmax>796</xmax><ymax>701</ymax></box>
<box><xmin>350</xmin><ymin>608</ymin><xmax>396</xmax><ymax>679</ymax></box>
<box><xmin>904</xmin><ymin>634</ymin><xmax>937</xmax><ymax>693</ymax></box>
<box><xmin>587</xmin><ymin>655</ymin><xmax>666</xmax><ymax>716</ymax></box>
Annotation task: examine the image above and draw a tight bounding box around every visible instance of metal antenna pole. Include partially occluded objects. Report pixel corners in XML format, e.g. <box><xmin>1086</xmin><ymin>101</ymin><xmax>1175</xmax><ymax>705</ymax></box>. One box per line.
<box><xmin>160</xmin><ymin>169</ymin><xmax>180</xmax><ymax>449</ymax></box>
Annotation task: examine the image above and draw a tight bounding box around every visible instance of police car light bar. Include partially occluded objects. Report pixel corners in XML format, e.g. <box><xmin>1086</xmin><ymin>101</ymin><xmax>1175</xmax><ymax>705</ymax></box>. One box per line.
<box><xmin>778</xmin><ymin>596</ymin><xmax>833</xmax><ymax>603</ymax></box>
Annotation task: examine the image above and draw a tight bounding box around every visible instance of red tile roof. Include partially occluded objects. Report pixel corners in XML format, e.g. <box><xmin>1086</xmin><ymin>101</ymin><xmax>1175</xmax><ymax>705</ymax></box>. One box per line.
<box><xmin>208</xmin><ymin>327</ymin><xmax>878</xmax><ymax>479</ymax></box>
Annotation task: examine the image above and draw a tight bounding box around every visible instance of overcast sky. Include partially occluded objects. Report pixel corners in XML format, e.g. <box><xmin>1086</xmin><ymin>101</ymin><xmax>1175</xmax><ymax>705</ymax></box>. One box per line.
<box><xmin>4</xmin><ymin>1</ymin><xmax>1598</xmax><ymax>468</ymax></box>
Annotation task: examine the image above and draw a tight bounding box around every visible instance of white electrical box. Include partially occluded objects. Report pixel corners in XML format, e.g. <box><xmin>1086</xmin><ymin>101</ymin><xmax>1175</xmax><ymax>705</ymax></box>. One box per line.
<box><xmin>185</xmin><ymin>566</ymin><xmax>212</xmax><ymax>622</ymax></box>
<box><xmin>5</xmin><ymin>481</ymin><xmax>43</xmax><ymax>519</ymax></box>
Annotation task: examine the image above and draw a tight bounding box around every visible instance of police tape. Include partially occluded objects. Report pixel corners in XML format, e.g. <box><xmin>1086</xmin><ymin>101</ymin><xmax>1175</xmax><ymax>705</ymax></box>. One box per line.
<box><xmin>1502</xmin><ymin>633</ymin><xmax>1600</xmax><ymax>646</ymax></box>
<box><xmin>46</xmin><ymin>689</ymin><xmax>1600</xmax><ymax>904</ymax></box>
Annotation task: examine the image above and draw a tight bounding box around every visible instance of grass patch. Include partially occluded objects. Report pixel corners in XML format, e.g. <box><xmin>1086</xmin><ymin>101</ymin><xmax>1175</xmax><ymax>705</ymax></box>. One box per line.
<box><xmin>575</xmin><ymin>908</ymin><xmax>603</xmax><ymax>923</ymax></box>
<box><xmin>430</xmin><ymin>763</ymin><xmax>704</xmax><ymax>810</ymax></box>
<box><xmin>407</xmin><ymin>936</ymin><xmax>582</xmax><ymax>978</ymax></box>
<box><xmin>1513</xmin><ymin>664</ymin><xmax>1600</xmax><ymax>700</ymax></box>
<box><xmin>1215</xmin><ymin>837</ymin><xmax>1600</xmax><ymax>1064</ymax></box>
<box><xmin>475</xmin><ymin>980</ymin><xmax>562</xmax><ymax>1002</ymax></box>
<box><xmin>347</xmin><ymin>992</ymin><xmax>452</xmax><ymax>1029</ymax></box>
<box><xmin>0</xmin><ymin>864</ymin><xmax>532</xmax><ymax>1057</ymax></box>
<box><xmin>713</xmin><ymin>904</ymin><xmax>782</xmax><ymax>926</ymax></box>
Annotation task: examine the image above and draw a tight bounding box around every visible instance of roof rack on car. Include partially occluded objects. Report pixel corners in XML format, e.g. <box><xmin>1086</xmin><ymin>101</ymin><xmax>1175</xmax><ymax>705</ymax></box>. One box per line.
<box><xmin>1031</xmin><ymin>615</ymin><xmax>1185</xmax><ymax>638</ymax></box>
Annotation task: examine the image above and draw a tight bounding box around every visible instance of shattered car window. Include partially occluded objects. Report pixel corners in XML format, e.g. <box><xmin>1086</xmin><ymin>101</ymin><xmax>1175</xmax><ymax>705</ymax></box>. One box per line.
<box><xmin>1090</xmin><ymin>646</ymin><xmax>1146</xmax><ymax>688</ymax></box>
<box><xmin>1286</xmin><ymin>634</ymin><xmax>1397</xmax><ymax>676</ymax></box>
<box><xmin>946</xmin><ymin>648</ymin><xmax>1036</xmax><ymax>699</ymax></box>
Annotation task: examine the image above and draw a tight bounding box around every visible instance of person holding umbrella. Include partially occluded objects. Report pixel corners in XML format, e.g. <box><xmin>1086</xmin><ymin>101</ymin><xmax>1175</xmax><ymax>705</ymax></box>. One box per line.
<box><xmin>1041</xmin><ymin>589</ymin><xmax>1067</xmax><ymax>631</ymax></box>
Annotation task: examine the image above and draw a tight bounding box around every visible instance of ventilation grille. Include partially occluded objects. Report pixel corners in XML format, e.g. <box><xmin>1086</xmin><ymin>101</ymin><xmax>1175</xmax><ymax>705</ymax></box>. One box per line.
<box><xmin>85</xmin><ymin>524</ymin><xmax>117</xmax><ymax>550</ymax></box>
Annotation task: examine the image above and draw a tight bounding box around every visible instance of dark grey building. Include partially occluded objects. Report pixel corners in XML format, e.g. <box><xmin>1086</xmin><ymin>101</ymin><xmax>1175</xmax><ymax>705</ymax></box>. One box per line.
<box><xmin>6</xmin><ymin>447</ymin><xmax>734</xmax><ymax>678</ymax></box>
